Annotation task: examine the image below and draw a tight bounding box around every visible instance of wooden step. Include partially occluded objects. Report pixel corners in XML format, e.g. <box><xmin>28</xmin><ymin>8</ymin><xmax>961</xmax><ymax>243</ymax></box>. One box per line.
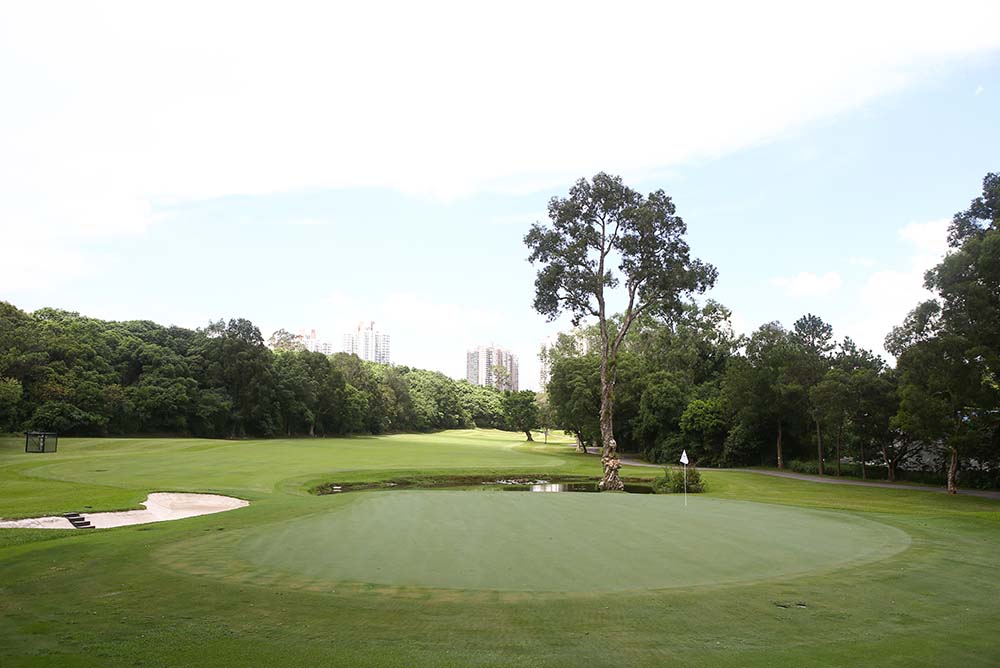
<box><xmin>63</xmin><ymin>513</ymin><xmax>94</xmax><ymax>529</ymax></box>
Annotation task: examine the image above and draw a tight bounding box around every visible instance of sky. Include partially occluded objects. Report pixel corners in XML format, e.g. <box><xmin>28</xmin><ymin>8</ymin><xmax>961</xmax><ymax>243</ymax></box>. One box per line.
<box><xmin>2</xmin><ymin>2</ymin><xmax>999</xmax><ymax>390</ymax></box>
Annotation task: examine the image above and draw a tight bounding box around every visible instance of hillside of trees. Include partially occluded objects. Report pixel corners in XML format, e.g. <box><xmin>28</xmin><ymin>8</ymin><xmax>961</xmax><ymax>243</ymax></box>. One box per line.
<box><xmin>0</xmin><ymin>304</ymin><xmax>535</xmax><ymax>439</ymax></box>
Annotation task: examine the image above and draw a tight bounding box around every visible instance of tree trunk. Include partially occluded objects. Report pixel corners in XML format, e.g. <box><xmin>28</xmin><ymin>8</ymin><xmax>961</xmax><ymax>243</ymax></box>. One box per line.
<box><xmin>776</xmin><ymin>420</ymin><xmax>784</xmax><ymax>469</ymax></box>
<box><xmin>524</xmin><ymin>430</ymin><xmax>533</xmax><ymax>442</ymax></box>
<box><xmin>309</xmin><ymin>422</ymin><xmax>315</xmax><ymax>437</ymax></box>
<box><xmin>814</xmin><ymin>418</ymin><xmax>824</xmax><ymax>476</ymax></box>
<box><xmin>881</xmin><ymin>445</ymin><xmax>897</xmax><ymax>482</ymax></box>
<box><xmin>947</xmin><ymin>446</ymin><xmax>958</xmax><ymax>494</ymax></box>
<box><xmin>835</xmin><ymin>426</ymin><xmax>842</xmax><ymax>477</ymax></box>
<box><xmin>860</xmin><ymin>442</ymin><xmax>867</xmax><ymax>479</ymax></box>
<box><xmin>598</xmin><ymin>356</ymin><xmax>624</xmax><ymax>491</ymax></box>
<box><xmin>575</xmin><ymin>431</ymin><xmax>586</xmax><ymax>454</ymax></box>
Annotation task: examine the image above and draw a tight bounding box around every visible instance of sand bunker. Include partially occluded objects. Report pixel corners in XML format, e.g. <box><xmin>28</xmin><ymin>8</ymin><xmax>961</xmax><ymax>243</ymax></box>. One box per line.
<box><xmin>0</xmin><ymin>493</ymin><xmax>249</xmax><ymax>530</ymax></box>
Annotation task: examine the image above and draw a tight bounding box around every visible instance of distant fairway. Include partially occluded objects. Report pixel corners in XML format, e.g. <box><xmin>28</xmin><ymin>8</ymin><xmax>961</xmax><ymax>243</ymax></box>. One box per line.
<box><xmin>214</xmin><ymin>491</ymin><xmax>909</xmax><ymax>592</ymax></box>
<box><xmin>2</xmin><ymin>430</ymin><xmax>999</xmax><ymax>668</ymax></box>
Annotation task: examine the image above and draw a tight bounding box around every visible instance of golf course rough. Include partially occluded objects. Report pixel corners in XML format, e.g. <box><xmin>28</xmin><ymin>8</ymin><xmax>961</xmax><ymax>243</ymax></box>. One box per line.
<box><xmin>168</xmin><ymin>490</ymin><xmax>910</xmax><ymax>593</ymax></box>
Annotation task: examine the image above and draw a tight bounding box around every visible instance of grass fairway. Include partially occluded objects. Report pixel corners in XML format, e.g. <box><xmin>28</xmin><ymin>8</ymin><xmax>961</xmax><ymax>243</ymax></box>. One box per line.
<box><xmin>2</xmin><ymin>430</ymin><xmax>999</xmax><ymax>667</ymax></box>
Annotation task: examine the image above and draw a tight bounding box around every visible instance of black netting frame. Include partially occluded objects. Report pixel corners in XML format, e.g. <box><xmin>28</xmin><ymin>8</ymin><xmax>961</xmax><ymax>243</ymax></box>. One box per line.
<box><xmin>25</xmin><ymin>431</ymin><xmax>58</xmax><ymax>453</ymax></box>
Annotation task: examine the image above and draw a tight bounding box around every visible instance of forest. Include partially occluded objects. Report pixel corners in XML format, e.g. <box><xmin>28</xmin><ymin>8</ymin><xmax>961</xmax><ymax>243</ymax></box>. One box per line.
<box><xmin>0</xmin><ymin>305</ymin><xmax>537</xmax><ymax>440</ymax></box>
<box><xmin>542</xmin><ymin>172</ymin><xmax>999</xmax><ymax>491</ymax></box>
<box><xmin>1</xmin><ymin>172</ymin><xmax>996</xmax><ymax>490</ymax></box>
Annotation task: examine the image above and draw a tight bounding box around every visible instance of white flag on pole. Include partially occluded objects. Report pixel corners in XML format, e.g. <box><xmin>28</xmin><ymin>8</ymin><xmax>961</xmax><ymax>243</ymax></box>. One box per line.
<box><xmin>680</xmin><ymin>450</ymin><xmax>689</xmax><ymax>465</ymax></box>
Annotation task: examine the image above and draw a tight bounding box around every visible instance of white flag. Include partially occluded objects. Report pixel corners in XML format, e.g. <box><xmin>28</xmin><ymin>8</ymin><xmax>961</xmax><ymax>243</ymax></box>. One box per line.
<box><xmin>680</xmin><ymin>450</ymin><xmax>689</xmax><ymax>465</ymax></box>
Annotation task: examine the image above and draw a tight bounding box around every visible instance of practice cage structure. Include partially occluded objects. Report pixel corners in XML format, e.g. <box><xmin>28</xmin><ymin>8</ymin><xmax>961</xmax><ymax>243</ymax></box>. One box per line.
<box><xmin>24</xmin><ymin>431</ymin><xmax>58</xmax><ymax>453</ymax></box>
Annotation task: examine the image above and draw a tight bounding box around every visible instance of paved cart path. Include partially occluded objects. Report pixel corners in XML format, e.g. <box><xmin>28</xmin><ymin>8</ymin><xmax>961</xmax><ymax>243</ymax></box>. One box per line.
<box><xmin>611</xmin><ymin>454</ymin><xmax>1000</xmax><ymax>500</ymax></box>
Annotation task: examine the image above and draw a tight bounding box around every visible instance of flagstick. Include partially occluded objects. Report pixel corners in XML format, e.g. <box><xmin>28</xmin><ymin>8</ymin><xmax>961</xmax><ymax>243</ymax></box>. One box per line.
<box><xmin>684</xmin><ymin>463</ymin><xmax>687</xmax><ymax>507</ymax></box>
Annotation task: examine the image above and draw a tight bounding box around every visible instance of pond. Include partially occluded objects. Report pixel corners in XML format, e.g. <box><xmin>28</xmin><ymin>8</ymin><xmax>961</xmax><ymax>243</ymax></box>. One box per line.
<box><xmin>495</xmin><ymin>481</ymin><xmax>654</xmax><ymax>494</ymax></box>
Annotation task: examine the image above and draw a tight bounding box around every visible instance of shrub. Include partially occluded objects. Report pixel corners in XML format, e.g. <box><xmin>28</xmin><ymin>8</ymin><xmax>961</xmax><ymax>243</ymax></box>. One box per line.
<box><xmin>653</xmin><ymin>465</ymin><xmax>705</xmax><ymax>494</ymax></box>
<box><xmin>786</xmin><ymin>460</ymin><xmax>821</xmax><ymax>475</ymax></box>
<box><xmin>783</xmin><ymin>459</ymin><xmax>1000</xmax><ymax>490</ymax></box>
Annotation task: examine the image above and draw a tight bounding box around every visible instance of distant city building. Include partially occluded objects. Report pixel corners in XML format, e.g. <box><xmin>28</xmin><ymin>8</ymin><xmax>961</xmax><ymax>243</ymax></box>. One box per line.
<box><xmin>344</xmin><ymin>321</ymin><xmax>391</xmax><ymax>364</ymax></box>
<box><xmin>300</xmin><ymin>329</ymin><xmax>334</xmax><ymax>354</ymax></box>
<box><xmin>466</xmin><ymin>344</ymin><xmax>519</xmax><ymax>391</ymax></box>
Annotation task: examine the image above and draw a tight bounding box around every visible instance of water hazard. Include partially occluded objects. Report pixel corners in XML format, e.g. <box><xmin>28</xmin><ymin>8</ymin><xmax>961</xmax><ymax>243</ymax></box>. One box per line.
<box><xmin>491</xmin><ymin>480</ymin><xmax>653</xmax><ymax>494</ymax></box>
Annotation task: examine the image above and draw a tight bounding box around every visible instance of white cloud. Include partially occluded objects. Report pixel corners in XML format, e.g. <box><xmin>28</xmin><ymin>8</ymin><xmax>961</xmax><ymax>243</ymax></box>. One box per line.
<box><xmin>0</xmin><ymin>247</ymin><xmax>94</xmax><ymax>292</ymax></box>
<box><xmin>769</xmin><ymin>271</ymin><xmax>843</xmax><ymax>297</ymax></box>
<box><xmin>728</xmin><ymin>311</ymin><xmax>752</xmax><ymax>337</ymax></box>
<box><xmin>286</xmin><ymin>218</ymin><xmax>335</xmax><ymax>227</ymax></box>
<box><xmin>489</xmin><ymin>212</ymin><xmax>547</xmax><ymax>227</ymax></box>
<box><xmin>976</xmin><ymin>85</ymin><xmax>985</xmax><ymax>95</ymax></box>
<box><xmin>369</xmin><ymin>294</ymin><xmax>506</xmax><ymax>379</ymax></box>
<box><xmin>2</xmin><ymin>1</ymin><xmax>999</xmax><ymax>292</ymax></box>
<box><xmin>844</xmin><ymin>219</ymin><xmax>951</xmax><ymax>358</ymax></box>
<box><xmin>326</xmin><ymin>290</ymin><xmax>354</xmax><ymax>309</ymax></box>
<box><xmin>898</xmin><ymin>218</ymin><xmax>951</xmax><ymax>257</ymax></box>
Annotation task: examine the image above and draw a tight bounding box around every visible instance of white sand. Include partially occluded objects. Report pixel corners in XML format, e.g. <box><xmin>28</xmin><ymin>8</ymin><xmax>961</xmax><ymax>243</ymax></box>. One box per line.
<box><xmin>0</xmin><ymin>515</ymin><xmax>76</xmax><ymax>529</ymax></box>
<box><xmin>0</xmin><ymin>492</ymin><xmax>248</xmax><ymax>530</ymax></box>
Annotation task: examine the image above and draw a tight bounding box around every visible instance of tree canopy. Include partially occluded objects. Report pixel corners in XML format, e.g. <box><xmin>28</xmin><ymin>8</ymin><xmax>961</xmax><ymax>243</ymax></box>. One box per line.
<box><xmin>526</xmin><ymin>172</ymin><xmax>716</xmax><ymax>489</ymax></box>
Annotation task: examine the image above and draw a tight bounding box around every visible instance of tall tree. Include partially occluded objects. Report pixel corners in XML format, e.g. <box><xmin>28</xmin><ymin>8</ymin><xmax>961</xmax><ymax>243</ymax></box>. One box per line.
<box><xmin>502</xmin><ymin>390</ymin><xmax>540</xmax><ymax>441</ymax></box>
<box><xmin>851</xmin><ymin>368</ymin><xmax>898</xmax><ymax>481</ymax></box>
<box><xmin>491</xmin><ymin>363</ymin><xmax>512</xmax><ymax>392</ymax></box>
<box><xmin>536</xmin><ymin>391</ymin><xmax>554</xmax><ymax>443</ymax></box>
<box><xmin>726</xmin><ymin>322</ymin><xmax>808</xmax><ymax>469</ymax></box>
<box><xmin>793</xmin><ymin>313</ymin><xmax>834</xmax><ymax>474</ymax></box>
<box><xmin>887</xmin><ymin>172</ymin><xmax>1000</xmax><ymax>492</ymax></box>
<box><xmin>893</xmin><ymin>334</ymin><xmax>989</xmax><ymax>491</ymax></box>
<box><xmin>810</xmin><ymin>369</ymin><xmax>852</xmax><ymax>476</ymax></box>
<box><xmin>547</xmin><ymin>355</ymin><xmax>601</xmax><ymax>453</ymax></box>
<box><xmin>267</xmin><ymin>329</ymin><xmax>305</xmax><ymax>352</ymax></box>
<box><xmin>525</xmin><ymin>173</ymin><xmax>716</xmax><ymax>490</ymax></box>
<box><xmin>0</xmin><ymin>376</ymin><xmax>22</xmax><ymax>432</ymax></box>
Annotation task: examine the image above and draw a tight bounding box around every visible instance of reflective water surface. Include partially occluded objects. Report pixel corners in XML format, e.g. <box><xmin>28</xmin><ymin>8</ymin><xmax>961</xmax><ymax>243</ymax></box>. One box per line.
<box><xmin>499</xmin><ymin>482</ymin><xmax>653</xmax><ymax>494</ymax></box>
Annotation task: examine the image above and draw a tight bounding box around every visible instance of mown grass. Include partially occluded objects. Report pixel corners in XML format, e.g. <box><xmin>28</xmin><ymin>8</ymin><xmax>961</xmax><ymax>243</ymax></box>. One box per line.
<box><xmin>1</xmin><ymin>430</ymin><xmax>999</xmax><ymax>667</ymax></box>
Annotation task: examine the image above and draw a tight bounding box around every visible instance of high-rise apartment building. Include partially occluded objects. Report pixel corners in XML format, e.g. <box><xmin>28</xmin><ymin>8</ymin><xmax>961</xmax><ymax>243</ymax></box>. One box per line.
<box><xmin>343</xmin><ymin>321</ymin><xmax>391</xmax><ymax>364</ymax></box>
<box><xmin>466</xmin><ymin>345</ymin><xmax>519</xmax><ymax>391</ymax></box>
<box><xmin>299</xmin><ymin>329</ymin><xmax>334</xmax><ymax>354</ymax></box>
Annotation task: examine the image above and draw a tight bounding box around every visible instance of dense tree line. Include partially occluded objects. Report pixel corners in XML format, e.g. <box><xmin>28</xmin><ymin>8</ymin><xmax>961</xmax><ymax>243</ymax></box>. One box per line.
<box><xmin>544</xmin><ymin>173</ymin><xmax>1000</xmax><ymax>490</ymax></box>
<box><xmin>0</xmin><ymin>305</ymin><xmax>539</xmax><ymax>439</ymax></box>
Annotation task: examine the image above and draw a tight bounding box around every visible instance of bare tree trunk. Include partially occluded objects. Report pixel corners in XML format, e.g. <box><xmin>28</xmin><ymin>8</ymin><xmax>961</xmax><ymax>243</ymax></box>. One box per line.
<box><xmin>883</xmin><ymin>449</ymin><xmax>895</xmax><ymax>482</ymax></box>
<box><xmin>599</xmin><ymin>357</ymin><xmax>624</xmax><ymax>491</ymax></box>
<box><xmin>835</xmin><ymin>426</ymin><xmax>842</xmax><ymax>476</ymax></box>
<box><xmin>860</xmin><ymin>442</ymin><xmax>867</xmax><ymax>479</ymax></box>
<box><xmin>947</xmin><ymin>446</ymin><xmax>958</xmax><ymax>494</ymax></box>
<box><xmin>881</xmin><ymin>445</ymin><xmax>897</xmax><ymax>482</ymax></box>
<box><xmin>776</xmin><ymin>420</ymin><xmax>784</xmax><ymax>469</ymax></box>
<box><xmin>524</xmin><ymin>430</ymin><xmax>534</xmax><ymax>442</ymax></box>
<box><xmin>575</xmin><ymin>432</ymin><xmax>587</xmax><ymax>454</ymax></box>
<box><xmin>309</xmin><ymin>422</ymin><xmax>315</xmax><ymax>437</ymax></box>
<box><xmin>815</xmin><ymin>418</ymin><xmax>824</xmax><ymax>476</ymax></box>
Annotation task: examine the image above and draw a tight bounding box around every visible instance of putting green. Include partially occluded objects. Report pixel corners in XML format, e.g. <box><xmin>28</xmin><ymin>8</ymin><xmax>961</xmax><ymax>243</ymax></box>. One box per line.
<box><xmin>176</xmin><ymin>490</ymin><xmax>910</xmax><ymax>593</ymax></box>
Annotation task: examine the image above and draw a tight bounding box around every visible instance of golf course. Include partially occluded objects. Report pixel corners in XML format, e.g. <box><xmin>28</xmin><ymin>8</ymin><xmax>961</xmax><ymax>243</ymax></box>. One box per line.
<box><xmin>1</xmin><ymin>429</ymin><xmax>998</xmax><ymax>667</ymax></box>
